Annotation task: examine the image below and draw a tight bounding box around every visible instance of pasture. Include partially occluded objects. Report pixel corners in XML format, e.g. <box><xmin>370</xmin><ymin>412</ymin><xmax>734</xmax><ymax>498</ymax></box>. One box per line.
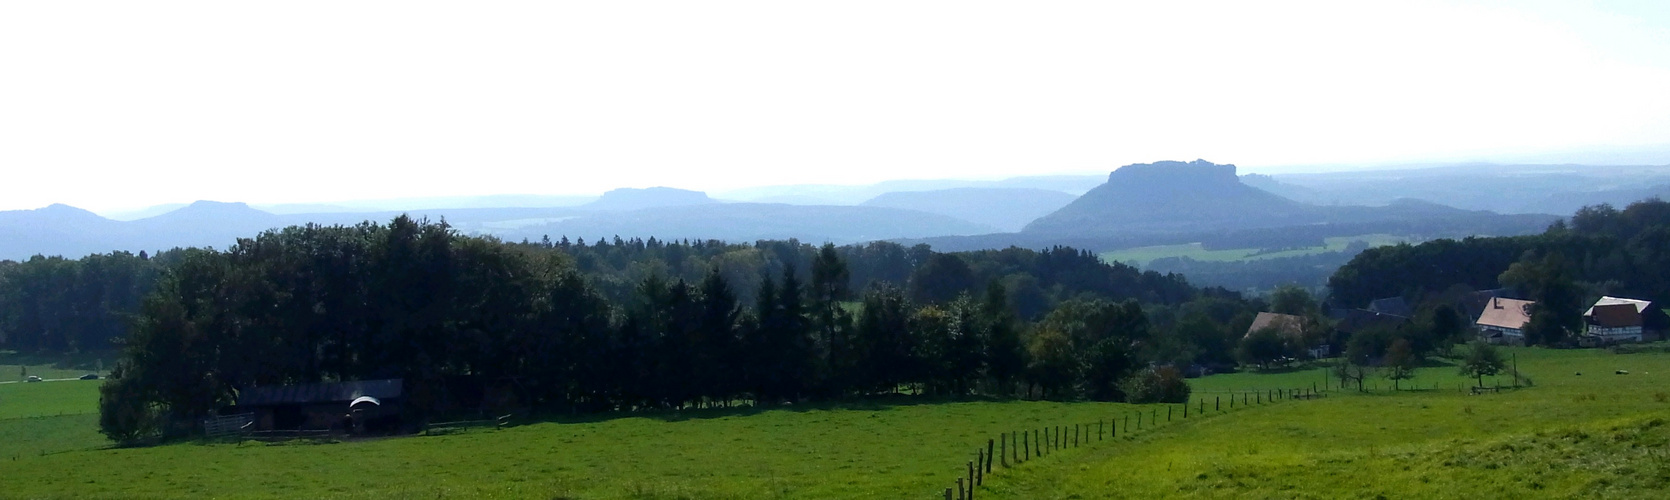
<box><xmin>984</xmin><ymin>346</ymin><xmax>1670</xmax><ymax>499</ymax></box>
<box><xmin>1099</xmin><ymin>234</ymin><xmax>1412</xmax><ymax>267</ymax></box>
<box><xmin>0</xmin><ymin>347</ymin><xmax>1665</xmax><ymax>498</ymax></box>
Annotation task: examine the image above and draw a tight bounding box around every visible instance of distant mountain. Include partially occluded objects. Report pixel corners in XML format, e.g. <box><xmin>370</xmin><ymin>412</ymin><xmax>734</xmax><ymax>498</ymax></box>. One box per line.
<box><xmin>901</xmin><ymin>160</ymin><xmax>1560</xmax><ymax>253</ymax></box>
<box><xmin>861</xmin><ymin>188</ymin><xmax>1076</xmax><ymax>232</ymax></box>
<box><xmin>1025</xmin><ymin>160</ymin><xmax>1315</xmax><ymax>234</ymax></box>
<box><xmin>716</xmin><ymin>174</ymin><xmax>1105</xmax><ymax>205</ymax></box>
<box><xmin>103</xmin><ymin>203</ymin><xmax>189</xmax><ymax>221</ymax></box>
<box><xmin>136</xmin><ymin>201</ymin><xmax>279</xmax><ymax>227</ymax></box>
<box><xmin>582</xmin><ymin>187</ymin><xmax>717</xmax><ymax>211</ymax></box>
<box><xmin>0</xmin><ymin>204</ymin><xmax>127</xmax><ymax>260</ymax></box>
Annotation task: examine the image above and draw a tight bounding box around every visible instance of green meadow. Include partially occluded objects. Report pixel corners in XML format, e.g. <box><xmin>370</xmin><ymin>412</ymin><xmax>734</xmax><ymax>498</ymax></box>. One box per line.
<box><xmin>1</xmin><ymin>347</ymin><xmax>1666</xmax><ymax>499</ymax></box>
<box><xmin>1099</xmin><ymin>234</ymin><xmax>1413</xmax><ymax>267</ymax></box>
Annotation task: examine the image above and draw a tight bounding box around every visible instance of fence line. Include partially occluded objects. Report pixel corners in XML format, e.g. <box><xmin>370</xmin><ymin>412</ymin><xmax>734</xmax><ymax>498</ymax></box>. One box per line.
<box><xmin>937</xmin><ymin>386</ymin><xmax>1328</xmax><ymax>499</ymax></box>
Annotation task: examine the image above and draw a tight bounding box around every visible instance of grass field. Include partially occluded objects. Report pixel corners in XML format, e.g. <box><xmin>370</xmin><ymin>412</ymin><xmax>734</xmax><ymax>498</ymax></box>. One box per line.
<box><xmin>1</xmin><ymin>347</ymin><xmax>1666</xmax><ymax>498</ymax></box>
<box><xmin>983</xmin><ymin>346</ymin><xmax>1670</xmax><ymax>499</ymax></box>
<box><xmin>0</xmin><ymin>393</ymin><xmax>1178</xmax><ymax>499</ymax></box>
<box><xmin>1099</xmin><ymin>234</ymin><xmax>1413</xmax><ymax>267</ymax></box>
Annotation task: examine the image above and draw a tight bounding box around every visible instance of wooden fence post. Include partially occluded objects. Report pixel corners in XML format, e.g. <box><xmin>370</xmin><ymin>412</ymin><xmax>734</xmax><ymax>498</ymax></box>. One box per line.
<box><xmin>1184</xmin><ymin>403</ymin><xmax>1188</xmax><ymax>418</ymax></box>
<box><xmin>1137</xmin><ymin>412</ymin><xmax>1142</xmax><ymax>429</ymax></box>
<box><xmin>1099</xmin><ymin>420</ymin><xmax>1104</xmax><ymax>440</ymax></box>
<box><xmin>1124</xmin><ymin>414</ymin><xmax>1129</xmax><ymax>434</ymax></box>
<box><xmin>977</xmin><ymin>450</ymin><xmax>984</xmax><ymax>485</ymax></box>
<box><xmin>1168</xmin><ymin>406</ymin><xmax>1172</xmax><ymax>421</ymax></box>
<box><xmin>945</xmin><ymin>487</ymin><xmax>953</xmax><ymax>500</ymax></box>
<box><xmin>956</xmin><ymin>478</ymin><xmax>964</xmax><ymax>500</ymax></box>
<box><xmin>986</xmin><ymin>439</ymin><xmax>994</xmax><ymax>473</ymax></box>
<box><xmin>1216</xmin><ymin>396</ymin><xmax>1220</xmax><ymax>411</ymax></box>
<box><xmin>1073</xmin><ymin>424</ymin><xmax>1079</xmax><ymax>447</ymax></box>
<box><xmin>967</xmin><ymin>462</ymin><xmax>975</xmax><ymax>499</ymax></box>
<box><xmin>1024</xmin><ymin>430</ymin><xmax>1030</xmax><ymax>459</ymax></box>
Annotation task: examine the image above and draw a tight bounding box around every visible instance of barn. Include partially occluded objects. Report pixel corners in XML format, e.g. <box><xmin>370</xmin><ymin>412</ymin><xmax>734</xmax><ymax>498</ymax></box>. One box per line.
<box><xmin>236</xmin><ymin>379</ymin><xmax>403</xmax><ymax>434</ymax></box>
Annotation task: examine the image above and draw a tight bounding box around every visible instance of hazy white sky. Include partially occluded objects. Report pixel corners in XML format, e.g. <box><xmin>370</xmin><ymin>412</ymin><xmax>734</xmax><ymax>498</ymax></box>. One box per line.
<box><xmin>3</xmin><ymin>1</ymin><xmax>1670</xmax><ymax>212</ymax></box>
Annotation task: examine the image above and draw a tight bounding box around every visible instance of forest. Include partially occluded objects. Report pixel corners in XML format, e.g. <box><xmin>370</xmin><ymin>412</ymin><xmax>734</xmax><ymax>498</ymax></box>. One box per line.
<box><xmin>1</xmin><ymin>217</ymin><xmax>1263</xmax><ymax>442</ymax></box>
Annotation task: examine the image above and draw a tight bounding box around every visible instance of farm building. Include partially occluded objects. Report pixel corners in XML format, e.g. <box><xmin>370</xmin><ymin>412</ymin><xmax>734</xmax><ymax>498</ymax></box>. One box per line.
<box><xmin>1244</xmin><ymin>312</ymin><xmax>1327</xmax><ymax>357</ymax></box>
<box><xmin>1475</xmin><ymin>297</ymin><xmax>1534</xmax><ymax>345</ymax></box>
<box><xmin>1583</xmin><ymin>296</ymin><xmax>1662</xmax><ymax>343</ymax></box>
<box><xmin>1245</xmin><ymin>312</ymin><xmax>1306</xmax><ymax>339</ymax></box>
<box><xmin>1367</xmin><ymin>296</ymin><xmax>1413</xmax><ymax>317</ymax></box>
<box><xmin>1458</xmin><ymin>288</ymin><xmax>1512</xmax><ymax>326</ymax></box>
<box><xmin>1335</xmin><ymin>308</ymin><xmax>1409</xmax><ymax>335</ymax></box>
<box><xmin>236</xmin><ymin>379</ymin><xmax>403</xmax><ymax>433</ymax></box>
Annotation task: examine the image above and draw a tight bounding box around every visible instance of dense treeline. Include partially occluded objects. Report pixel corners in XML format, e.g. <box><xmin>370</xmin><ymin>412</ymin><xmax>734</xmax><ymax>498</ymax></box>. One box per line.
<box><xmin>1329</xmin><ymin>199</ymin><xmax>1670</xmax><ymax>346</ymax></box>
<box><xmin>0</xmin><ymin>251</ymin><xmax>180</xmax><ymax>353</ymax></box>
<box><xmin>86</xmin><ymin>217</ymin><xmax>1264</xmax><ymax>441</ymax></box>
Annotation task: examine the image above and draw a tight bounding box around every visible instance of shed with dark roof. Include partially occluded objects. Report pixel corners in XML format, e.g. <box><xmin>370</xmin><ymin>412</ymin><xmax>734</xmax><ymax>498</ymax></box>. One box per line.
<box><xmin>1367</xmin><ymin>297</ymin><xmax>1413</xmax><ymax>318</ymax></box>
<box><xmin>237</xmin><ymin>379</ymin><xmax>403</xmax><ymax>432</ymax></box>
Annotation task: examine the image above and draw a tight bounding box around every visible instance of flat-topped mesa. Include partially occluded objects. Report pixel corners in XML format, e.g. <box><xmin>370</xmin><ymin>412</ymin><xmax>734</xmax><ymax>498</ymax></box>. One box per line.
<box><xmin>1022</xmin><ymin>159</ymin><xmax>1310</xmax><ymax>235</ymax></box>
<box><xmin>1106</xmin><ymin>159</ymin><xmax>1239</xmax><ymax>186</ymax></box>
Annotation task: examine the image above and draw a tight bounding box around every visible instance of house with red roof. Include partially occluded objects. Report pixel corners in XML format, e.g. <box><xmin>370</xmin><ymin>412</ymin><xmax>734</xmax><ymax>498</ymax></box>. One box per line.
<box><xmin>1475</xmin><ymin>297</ymin><xmax>1533</xmax><ymax>345</ymax></box>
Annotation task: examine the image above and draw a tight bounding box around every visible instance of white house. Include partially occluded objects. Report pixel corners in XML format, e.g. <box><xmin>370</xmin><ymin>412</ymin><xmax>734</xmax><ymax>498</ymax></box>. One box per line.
<box><xmin>1584</xmin><ymin>296</ymin><xmax>1652</xmax><ymax>343</ymax></box>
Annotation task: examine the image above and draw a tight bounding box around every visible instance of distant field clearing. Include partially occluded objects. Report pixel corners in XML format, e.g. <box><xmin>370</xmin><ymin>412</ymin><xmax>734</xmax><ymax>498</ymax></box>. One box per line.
<box><xmin>1099</xmin><ymin>233</ymin><xmax>1415</xmax><ymax>267</ymax></box>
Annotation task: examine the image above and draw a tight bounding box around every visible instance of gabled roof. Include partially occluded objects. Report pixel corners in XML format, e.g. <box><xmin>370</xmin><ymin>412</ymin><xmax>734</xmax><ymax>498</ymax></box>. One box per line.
<box><xmin>238</xmin><ymin>379</ymin><xmax>403</xmax><ymax>407</ymax></box>
<box><xmin>1589</xmin><ymin>303</ymin><xmax>1643</xmax><ymax>328</ymax></box>
<box><xmin>1246</xmin><ymin>312</ymin><xmax>1306</xmax><ymax>338</ymax></box>
<box><xmin>1476</xmin><ymin>297</ymin><xmax>1534</xmax><ymax>330</ymax></box>
<box><xmin>1585</xmin><ymin>296</ymin><xmax>1652</xmax><ymax>317</ymax></box>
<box><xmin>1367</xmin><ymin>297</ymin><xmax>1412</xmax><ymax>318</ymax></box>
<box><xmin>1459</xmin><ymin>288</ymin><xmax>1509</xmax><ymax>320</ymax></box>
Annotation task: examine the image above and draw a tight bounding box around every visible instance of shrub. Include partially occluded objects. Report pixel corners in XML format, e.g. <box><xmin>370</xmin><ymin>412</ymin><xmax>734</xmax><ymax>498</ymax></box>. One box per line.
<box><xmin>1120</xmin><ymin>365</ymin><xmax>1191</xmax><ymax>404</ymax></box>
<box><xmin>98</xmin><ymin>371</ymin><xmax>159</xmax><ymax>444</ymax></box>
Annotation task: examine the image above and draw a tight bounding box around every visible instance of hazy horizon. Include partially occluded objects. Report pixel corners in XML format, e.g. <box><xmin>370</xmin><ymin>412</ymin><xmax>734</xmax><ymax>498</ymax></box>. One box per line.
<box><xmin>5</xmin><ymin>1</ymin><xmax>1670</xmax><ymax>213</ymax></box>
<box><xmin>14</xmin><ymin>156</ymin><xmax>1670</xmax><ymax>219</ymax></box>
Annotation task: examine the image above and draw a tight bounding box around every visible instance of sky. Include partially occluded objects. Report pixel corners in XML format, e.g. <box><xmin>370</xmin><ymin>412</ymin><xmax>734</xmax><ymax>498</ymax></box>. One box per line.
<box><xmin>3</xmin><ymin>1</ymin><xmax>1670</xmax><ymax>213</ymax></box>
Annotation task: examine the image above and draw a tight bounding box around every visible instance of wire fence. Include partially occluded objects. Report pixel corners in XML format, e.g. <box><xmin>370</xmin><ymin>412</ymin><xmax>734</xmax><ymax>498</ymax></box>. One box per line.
<box><xmin>935</xmin><ymin>386</ymin><xmax>1328</xmax><ymax>499</ymax></box>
